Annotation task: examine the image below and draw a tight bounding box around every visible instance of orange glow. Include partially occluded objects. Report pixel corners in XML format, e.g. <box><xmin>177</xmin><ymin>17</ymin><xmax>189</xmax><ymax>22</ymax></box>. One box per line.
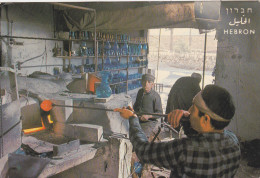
<box><xmin>47</xmin><ymin>115</ymin><xmax>53</xmax><ymax>124</ymax></box>
<box><xmin>23</xmin><ymin>118</ymin><xmax>46</xmax><ymax>134</ymax></box>
<box><xmin>40</xmin><ymin>100</ymin><xmax>53</xmax><ymax>112</ymax></box>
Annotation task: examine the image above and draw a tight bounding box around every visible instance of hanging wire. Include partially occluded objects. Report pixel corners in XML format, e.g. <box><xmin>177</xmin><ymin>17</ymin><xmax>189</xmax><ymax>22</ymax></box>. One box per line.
<box><xmin>156</xmin><ymin>29</ymin><xmax>161</xmax><ymax>84</ymax></box>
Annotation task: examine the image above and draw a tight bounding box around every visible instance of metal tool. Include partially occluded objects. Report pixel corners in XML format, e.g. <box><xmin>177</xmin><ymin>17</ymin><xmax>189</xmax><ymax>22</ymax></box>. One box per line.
<box><xmin>151</xmin><ymin>127</ymin><xmax>161</xmax><ymax>143</ymax></box>
<box><xmin>40</xmin><ymin>100</ymin><xmax>187</xmax><ymax>134</ymax></box>
<box><xmin>40</xmin><ymin>100</ymin><xmax>172</xmax><ymax>118</ymax></box>
<box><xmin>161</xmin><ymin>122</ymin><xmax>179</xmax><ymax>134</ymax></box>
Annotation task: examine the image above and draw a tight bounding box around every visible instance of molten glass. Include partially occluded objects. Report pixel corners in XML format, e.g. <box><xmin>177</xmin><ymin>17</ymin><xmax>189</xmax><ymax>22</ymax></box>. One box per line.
<box><xmin>40</xmin><ymin>100</ymin><xmax>53</xmax><ymax>112</ymax></box>
<box><xmin>47</xmin><ymin>114</ymin><xmax>53</xmax><ymax>124</ymax></box>
<box><xmin>23</xmin><ymin>118</ymin><xmax>46</xmax><ymax>134</ymax></box>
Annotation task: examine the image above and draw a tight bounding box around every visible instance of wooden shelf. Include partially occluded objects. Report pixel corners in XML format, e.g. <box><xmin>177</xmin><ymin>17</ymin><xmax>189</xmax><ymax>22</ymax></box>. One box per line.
<box><xmin>56</xmin><ymin>55</ymin><xmax>145</xmax><ymax>59</ymax></box>
<box><xmin>56</xmin><ymin>56</ymin><xmax>100</xmax><ymax>59</ymax></box>
<box><xmin>128</xmin><ymin>66</ymin><xmax>147</xmax><ymax>69</ymax></box>
<box><xmin>128</xmin><ymin>78</ymin><xmax>142</xmax><ymax>82</ymax></box>
<box><xmin>100</xmin><ymin>68</ymin><xmax>127</xmax><ymax>72</ymax></box>
<box><xmin>110</xmin><ymin>81</ymin><xmax>127</xmax><ymax>85</ymax></box>
<box><xmin>109</xmin><ymin>78</ymin><xmax>141</xmax><ymax>86</ymax></box>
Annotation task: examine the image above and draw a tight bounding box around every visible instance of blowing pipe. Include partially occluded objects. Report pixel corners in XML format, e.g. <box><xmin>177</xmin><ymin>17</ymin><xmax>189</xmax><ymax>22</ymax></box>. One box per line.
<box><xmin>40</xmin><ymin>100</ymin><xmax>175</xmax><ymax>117</ymax></box>
<box><xmin>42</xmin><ymin>102</ymin><xmax>169</xmax><ymax>118</ymax></box>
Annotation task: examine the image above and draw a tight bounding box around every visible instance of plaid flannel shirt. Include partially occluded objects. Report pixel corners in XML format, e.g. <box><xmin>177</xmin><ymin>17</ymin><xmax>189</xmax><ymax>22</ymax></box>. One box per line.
<box><xmin>129</xmin><ymin>117</ymin><xmax>241</xmax><ymax>178</ymax></box>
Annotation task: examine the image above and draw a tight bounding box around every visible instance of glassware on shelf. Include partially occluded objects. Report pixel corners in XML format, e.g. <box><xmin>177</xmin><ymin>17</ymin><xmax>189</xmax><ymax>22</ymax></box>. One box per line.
<box><xmin>96</xmin><ymin>71</ymin><xmax>112</xmax><ymax>98</ymax></box>
<box><xmin>112</xmin><ymin>73</ymin><xmax>119</xmax><ymax>83</ymax></box>
<box><xmin>111</xmin><ymin>85</ymin><xmax>116</xmax><ymax>94</ymax></box>
<box><xmin>122</xmin><ymin>42</ymin><xmax>128</xmax><ymax>56</ymax></box>
<box><xmin>129</xmin><ymin>56</ymin><xmax>134</xmax><ymax>67</ymax></box>
<box><xmin>70</xmin><ymin>31</ymin><xmax>75</xmax><ymax>39</ymax></box>
<box><xmin>104</xmin><ymin>41</ymin><xmax>111</xmax><ymax>56</ymax></box>
<box><xmin>111</xmin><ymin>57</ymin><xmax>119</xmax><ymax>69</ymax></box>
<box><xmin>80</xmin><ymin>42</ymin><xmax>88</xmax><ymax>56</ymax></box>
<box><xmin>105</xmin><ymin>56</ymin><xmax>111</xmax><ymax>65</ymax></box>
<box><xmin>113</xmin><ymin>41</ymin><xmax>119</xmax><ymax>56</ymax></box>
<box><xmin>104</xmin><ymin>56</ymin><xmax>111</xmax><ymax>70</ymax></box>
<box><xmin>138</xmin><ymin>43</ymin><xmax>142</xmax><ymax>56</ymax></box>
<box><xmin>128</xmin><ymin>45</ymin><xmax>132</xmax><ymax>56</ymax></box>
<box><xmin>97</xmin><ymin>58</ymin><xmax>103</xmax><ymax>71</ymax></box>
<box><xmin>142</xmin><ymin>43</ymin><xmax>148</xmax><ymax>55</ymax></box>
<box><xmin>85</xmin><ymin>57</ymin><xmax>90</xmax><ymax>65</ymax></box>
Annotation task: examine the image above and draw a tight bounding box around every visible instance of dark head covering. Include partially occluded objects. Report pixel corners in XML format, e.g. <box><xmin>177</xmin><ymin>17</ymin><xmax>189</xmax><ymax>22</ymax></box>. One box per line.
<box><xmin>142</xmin><ymin>74</ymin><xmax>155</xmax><ymax>82</ymax></box>
<box><xmin>191</xmin><ymin>72</ymin><xmax>202</xmax><ymax>83</ymax></box>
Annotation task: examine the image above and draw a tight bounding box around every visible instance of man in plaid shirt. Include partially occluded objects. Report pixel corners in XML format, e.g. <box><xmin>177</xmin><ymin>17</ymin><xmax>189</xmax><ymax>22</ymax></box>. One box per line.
<box><xmin>115</xmin><ymin>85</ymin><xmax>241</xmax><ymax>177</ymax></box>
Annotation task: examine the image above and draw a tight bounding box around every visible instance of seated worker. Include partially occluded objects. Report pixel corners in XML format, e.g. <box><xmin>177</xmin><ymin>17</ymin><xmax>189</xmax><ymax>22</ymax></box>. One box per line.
<box><xmin>115</xmin><ymin>85</ymin><xmax>241</xmax><ymax>177</ymax></box>
<box><xmin>133</xmin><ymin>73</ymin><xmax>163</xmax><ymax>140</ymax></box>
<box><xmin>132</xmin><ymin>73</ymin><xmax>163</xmax><ymax>177</ymax></box>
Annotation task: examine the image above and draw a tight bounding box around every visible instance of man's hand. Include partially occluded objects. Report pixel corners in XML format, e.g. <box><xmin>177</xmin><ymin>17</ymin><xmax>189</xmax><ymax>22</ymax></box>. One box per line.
<box><xmin>140</xmin><ymin>115</ymin><xmax>152</xmax><ymax>121</ymax></box>
<box><xmin>114</xmin><ymin>106</ymin><xmax>137</xmax><ymax>119</ymax></box>
<box><xmin>168</xmin><ymin>109</ymin><xmax>190</xmax><ymax>128</ymax></box>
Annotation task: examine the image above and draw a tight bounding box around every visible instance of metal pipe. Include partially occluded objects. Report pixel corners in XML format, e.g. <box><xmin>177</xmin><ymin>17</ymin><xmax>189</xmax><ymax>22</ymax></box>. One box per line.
<box><xmin>52</xmin><ymin>103</ymin><xmax>183</xmax><ymax>135</ymax></box>
<box><xmin>156</xmin><ymin>29</ymin><xmax>161</xmax><ymax>84</ymax></box>
<box><xmin>162</xmin><ymin>122</ymin><xmax>179</xmax><ymax>134</ymax></box>
<box><xmin>20</xmin><ymin>64</ymin><xmax>63</xmax><ymax>68</ymax></box>
<box><xmin>0</xmin><ymin>35</ymin><xmax>64</xmax><ymax>41</ymax></box>
<box><xmin>202</xmin><ymin>32</ymin><xmax>207</xmax><ymax>89</ymax></box>
<box><xmin>94</xmin><ymin>10</ymin><xmax>97</xmax><ymax>74</ymax></box>
<box><xmin>53</xmin><ymin>104</ymin><xmax>115</xmax><ymax>112</ymax></box>
<box><xmin>52</xmin><ymin>104</ymin><xmax>167</xmax><ymax>117</ymax></box>
<box><xmin>50</xmin><ymin>2</ymin><xmax>95</xmax><ymax>12</ymax></box>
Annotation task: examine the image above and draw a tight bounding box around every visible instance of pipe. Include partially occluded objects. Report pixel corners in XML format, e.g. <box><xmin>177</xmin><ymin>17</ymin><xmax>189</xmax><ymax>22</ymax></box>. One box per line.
<box><xmin>161</xmin><ymin>122</ymin><xmax>179</xmax><ymax>134</ymax></box>
<box><xmin>52</xmin><ymin>103</ymin><xmax>189</xmax><ymax>123</ymax></box>
<box><xmin>50</xmin><ymin>2</ymin><xmax>95</xmax><ymax>12</ymax></box>
<box><xmin>53</xmin><ymin>103</ymin><xmax>115</xmax><ymax>112</ymax></box>
<box><xmin>0</xmin><ymin>35</ymin><xmax>64</xmax><ymax>41</ymax></box>
<box><xmin>41</xmin><ymin>100</ymin><xmax>186</xmax><ymax>135</ymax></box>
<box><xmin>52</xmin><ymin>103</ymin><xmax>166</xmax><ymax>116</ymax></box>
<box><xmin>202</xmin><ymin>32</ymin><xmax>207</xmax><ymax>89</ymax></box>
<box><xmin>19</xmin><ymin>64</ymin><xmax>63</xmax><ymax>69</ymax></box>
<box><xmin>156</xmin><ymin>29</ymin><xmax>161</xmax><ymax>84</ymax></box>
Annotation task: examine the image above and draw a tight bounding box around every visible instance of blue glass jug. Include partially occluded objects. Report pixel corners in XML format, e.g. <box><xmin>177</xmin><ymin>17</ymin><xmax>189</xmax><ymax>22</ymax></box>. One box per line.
<box><xmin>96</xmin><ymin>71</ymin><xmax>112</xmax><ymax>98</ymax></box>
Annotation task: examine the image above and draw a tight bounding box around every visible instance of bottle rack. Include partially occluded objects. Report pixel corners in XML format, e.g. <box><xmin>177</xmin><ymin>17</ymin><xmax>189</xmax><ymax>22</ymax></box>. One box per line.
<box><xmin>57</xmin><ymin>32</ymin><xmax>148</xmax><ymax>94</ymax></box>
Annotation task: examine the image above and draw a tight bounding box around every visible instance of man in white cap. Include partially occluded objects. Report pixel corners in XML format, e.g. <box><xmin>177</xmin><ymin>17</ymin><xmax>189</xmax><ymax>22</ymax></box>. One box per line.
<box><xmin>115</xmin><ymin>84</ymin><xmax>240</xmax><ymax>177</ymax></box>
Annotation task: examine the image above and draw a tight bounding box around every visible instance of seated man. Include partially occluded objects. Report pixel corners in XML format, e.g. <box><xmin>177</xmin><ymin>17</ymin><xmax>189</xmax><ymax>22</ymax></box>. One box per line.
<box><xmin>133</xmin><ymin>73</ymin><xmax>163</xmax><ymax>140</ymax></box>
<box><xmin>115</xmin><ymin>84</ymin><xmax>241</xmax><ymax>177</ymax></box>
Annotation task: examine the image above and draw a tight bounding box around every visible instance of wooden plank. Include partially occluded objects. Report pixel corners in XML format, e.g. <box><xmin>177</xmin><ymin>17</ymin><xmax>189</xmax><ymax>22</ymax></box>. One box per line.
<box><xmin>53</xmin><ymin>139</ymin><xmax>80</xmax><ymax>156</ymax></box>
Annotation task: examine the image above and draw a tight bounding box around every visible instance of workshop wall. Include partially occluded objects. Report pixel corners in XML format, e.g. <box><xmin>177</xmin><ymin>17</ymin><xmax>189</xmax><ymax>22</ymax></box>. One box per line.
<box><xmin>215</xmin><ymin>2</ymin><xmax>260</xmax><ymax>140</ymax></box>
<box><xmin>1</xmin><ymin>3</ymin><xmax>63</xmax><ymax>75</ymax></box>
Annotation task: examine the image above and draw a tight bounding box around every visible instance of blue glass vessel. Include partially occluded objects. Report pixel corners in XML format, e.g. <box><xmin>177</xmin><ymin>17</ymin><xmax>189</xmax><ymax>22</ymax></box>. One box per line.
<box><xmin>96</xmin><ymin>71</ymin><xmax>112</xmax><ymax>98</ymax></box>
